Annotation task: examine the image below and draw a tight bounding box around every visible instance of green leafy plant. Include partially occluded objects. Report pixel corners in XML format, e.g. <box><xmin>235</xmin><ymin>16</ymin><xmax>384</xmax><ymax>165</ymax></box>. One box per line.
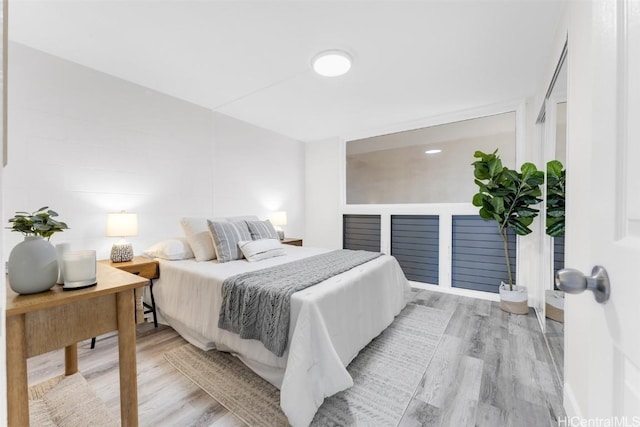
<box><xmin>546</xmin><ymin>160</ymin><xmax>566</xmax><ymax>237</ymax></box>
<box><xmin>7</xmin><ymin>206</ymin><xmax>69</xmax><ymax>240</ymax></box>
<box><xmin>472</xmin><ymin>150</ymin><xmax>544</xmax><ymax>290</ymax></box>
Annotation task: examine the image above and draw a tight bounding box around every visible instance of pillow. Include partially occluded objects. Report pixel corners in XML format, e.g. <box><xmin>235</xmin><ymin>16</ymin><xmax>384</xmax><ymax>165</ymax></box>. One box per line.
<box><xmin>207</xmin><ymin>220</ymin><xmax>252</xmax><ymax>263</ymax></box>
<box><xmin>238</xmin><ymin>239</ymin><xmax>286</xmax><ymax>262</ymax></box>
<box><xmin>180</xmin><ymin>217</ymin><xmax>216</xmax><ymax>261</ymax></box>
<box><xmin>143</xmin><ymin>238</ymin><xmax>194</xmax><ymax>260</ymax></box>
<box><xmin>245</xmin><ymin>219</ymin><xmax>279</xmax><ymax>240</ymax></box>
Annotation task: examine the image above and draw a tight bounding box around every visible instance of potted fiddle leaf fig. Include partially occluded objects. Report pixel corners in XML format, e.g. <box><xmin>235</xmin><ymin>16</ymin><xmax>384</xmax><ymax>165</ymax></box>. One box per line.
<box><xmin>545</xmin><ymin>159</ymin><xmax>566</xmax><ymax>322</ymax></box>
<box><xmin>472</xmin><ymin>150</ymin><xmax>544</xmax><ymax>314</ymax></box>
<box><xmin>7</xmin><ymin>207</ymin><xmax>69</xmax><ymax>294</ymax></box>
<box><xmin>546</xmin><ymin>160</ymin><xmax>565</xmax><ymax>237</ymax></box>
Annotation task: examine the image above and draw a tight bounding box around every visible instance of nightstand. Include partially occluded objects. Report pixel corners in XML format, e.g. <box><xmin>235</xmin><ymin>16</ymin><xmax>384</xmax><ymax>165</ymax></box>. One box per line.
<box><xmin>281</xmin><ymin>238</ymin><xmax>303</xmax><ymax>246</ymax></box>
<box><xmin>99</xmin><ymin>256</ymin><xmax>159</xmax><ymax>326</ymax></box>
<box><xmin>92</xmin><ymin>257</ymin><xmax>159</xmax><ymax>348</ymax></box>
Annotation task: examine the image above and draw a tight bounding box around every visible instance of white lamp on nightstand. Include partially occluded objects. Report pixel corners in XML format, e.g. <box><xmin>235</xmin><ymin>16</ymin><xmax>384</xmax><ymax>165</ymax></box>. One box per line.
<box><xmin>269</xmin><ymin>211</ymin><xmax>287</xmax><ymax>240</ymax></box>
<box><xmin>106</xmin><ymin>211</ymin><xmax>138</xmax><ymax>262</ymax></box>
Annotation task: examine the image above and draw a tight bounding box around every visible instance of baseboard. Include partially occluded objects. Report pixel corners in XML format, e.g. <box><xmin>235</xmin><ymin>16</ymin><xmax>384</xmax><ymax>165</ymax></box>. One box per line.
<box><xmin>409</xmin><ymin>281</ymin><xmax>500</xmax><ymax>302</ymax></box>
<box><xmin>563</xmin><ymin>382</ymin><xmax>583</xmax><ymax>418</ymax></box>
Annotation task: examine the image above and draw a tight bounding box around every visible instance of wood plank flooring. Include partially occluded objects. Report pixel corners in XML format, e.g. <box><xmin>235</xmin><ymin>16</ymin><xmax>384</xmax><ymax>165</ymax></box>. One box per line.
<box><xmin>26</xmin><ymin>289</ymin><xmax>565</xmax><ymax>426</ymax></box>
<box><xmin>399</xmin><ymin>290</ymin><xmax>565</xmax><ymax>427</ymax></box>
<box><xmin>544</xmin><ymin>317</ymin><xmax>564</xmax><ymax>382</ymax></box>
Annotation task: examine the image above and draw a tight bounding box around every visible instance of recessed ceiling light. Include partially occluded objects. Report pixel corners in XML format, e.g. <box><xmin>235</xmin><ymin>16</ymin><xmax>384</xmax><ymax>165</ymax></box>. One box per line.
<box><xmin>312</xmin><ymin>50</ymin><xmax>352</xmax><ymax>77</ymax></box>
<box><xmin>425</xmin><ymin>149</ymin><xmax>442</xmax><ymax>155</ymax></box>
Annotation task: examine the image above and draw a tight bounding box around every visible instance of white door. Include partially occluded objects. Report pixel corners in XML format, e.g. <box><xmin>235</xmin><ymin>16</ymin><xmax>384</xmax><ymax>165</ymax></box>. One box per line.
<box><xmin>563</xmin><ymin>0</ymin><xmax>640</xmax><ymax>418</ymax></box>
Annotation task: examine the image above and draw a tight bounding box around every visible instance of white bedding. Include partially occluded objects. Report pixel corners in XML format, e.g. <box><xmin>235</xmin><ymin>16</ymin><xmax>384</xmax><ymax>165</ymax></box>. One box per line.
<box><xmin>153</xmin><ymin>245</ymin><xmax>411</xmax><ymax>426</ymax></box>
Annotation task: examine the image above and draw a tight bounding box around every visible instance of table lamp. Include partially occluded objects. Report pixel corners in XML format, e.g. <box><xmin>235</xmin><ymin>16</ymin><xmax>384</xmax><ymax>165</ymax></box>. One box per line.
<box><xmin>269</xmin><ymin>211</ymin><xmax>287</xmax><ymax>240</ymax></box>
<box><xmin>106</xmin><ymin>212</ymin><xmax>138</xmax><ymax>262</ymax></box>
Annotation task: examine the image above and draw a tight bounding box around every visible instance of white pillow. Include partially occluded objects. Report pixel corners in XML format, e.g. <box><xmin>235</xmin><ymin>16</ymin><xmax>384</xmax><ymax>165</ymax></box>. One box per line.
<box><xmin>180</xmin><ymin>217</ymin><xmax>216</xmax><ymax>261</ymax></box>
<box><xmin>245</xmin><ymin>219</ymin><xmax>279</xmax><ymax>240</ymax></box>
<box><xmin>143</xmin><ymin>238</ymin><xmax>194</xmax><ymax>260</ymax></box>
<box><xmin>238</xmin><ymin>239</ymin><xmax>286</xmax><ymax>262</ymax></box>
<box><xmin>208</xmin><ymin>220</ymin><xmax>252</xmax><ymax>263</ymax></box>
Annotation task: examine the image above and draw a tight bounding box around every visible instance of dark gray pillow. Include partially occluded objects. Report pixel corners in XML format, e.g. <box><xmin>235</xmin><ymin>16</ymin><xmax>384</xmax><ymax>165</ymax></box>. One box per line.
<box><xmin>207</xmin><ymin>220</ymin><xmax>252</xmax><ymax>263</ymax></box>
<box><xmin>245</xmin><ymin>219</ymin><xmax>279</xmax><ymax>240</ymax></box>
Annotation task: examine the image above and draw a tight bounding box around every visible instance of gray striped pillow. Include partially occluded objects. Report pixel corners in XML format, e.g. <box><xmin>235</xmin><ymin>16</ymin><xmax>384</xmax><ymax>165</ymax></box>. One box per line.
<box><xmin>207</xmin><ymin>220</ymin><xmax>252</xmax><ymax>263</ymax></box>
<box><xmin>245</xmin><ymin>219</ymin><xmax>279</xmax><ymax>240</ymax></box>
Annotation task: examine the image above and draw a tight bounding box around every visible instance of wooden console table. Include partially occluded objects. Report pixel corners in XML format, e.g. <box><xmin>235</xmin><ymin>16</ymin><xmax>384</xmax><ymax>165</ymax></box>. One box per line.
<box><xmin>5</xmin><ymin>263</ymin><xmax>148</xmax><ymax>426</ymax></box>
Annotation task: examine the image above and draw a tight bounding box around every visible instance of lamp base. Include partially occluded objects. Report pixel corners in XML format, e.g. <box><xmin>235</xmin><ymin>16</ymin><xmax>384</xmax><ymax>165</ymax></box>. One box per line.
<box><xmin>111</xmin><ymin>243</ymin><xmax>134</xmax><ymax>263</ymax></box>
<box><xmin>277</xmin><ymin>230</ymin><xmax>285</xmax><ymax>240</ymax></box>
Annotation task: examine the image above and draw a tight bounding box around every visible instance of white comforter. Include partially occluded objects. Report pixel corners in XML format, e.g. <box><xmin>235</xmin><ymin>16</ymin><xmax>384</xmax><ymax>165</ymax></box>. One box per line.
<box><xmin>153</xmin><ymin>245</ymin><xmax>410</xmax><ymax>426</ymax></box>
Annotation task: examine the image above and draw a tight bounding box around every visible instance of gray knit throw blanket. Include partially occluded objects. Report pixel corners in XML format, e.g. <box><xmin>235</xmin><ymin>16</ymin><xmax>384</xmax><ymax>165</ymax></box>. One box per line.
<box><xmin>218</xmin><ymin>249</ymin><xmax>383</xmax><ymax>357</ymax></box>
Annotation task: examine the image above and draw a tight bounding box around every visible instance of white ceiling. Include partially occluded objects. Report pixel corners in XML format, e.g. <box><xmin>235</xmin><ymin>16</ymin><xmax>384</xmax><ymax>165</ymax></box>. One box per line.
<box><xmin>9</xmin><ymin>0</ymin><xmax>565</xmax><ymax>142</ymax></box>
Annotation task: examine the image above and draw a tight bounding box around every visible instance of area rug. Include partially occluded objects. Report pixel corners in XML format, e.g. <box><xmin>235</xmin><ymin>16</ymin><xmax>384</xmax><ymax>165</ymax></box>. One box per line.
<box><xmin>164</xmin><ymin>303</ymin><xmax>451</xmax><ymax>426</ymax></box>
<box><xmin>28</xmin><ymin>372</ymin><xmax>118</xmax><ymax>426</ymax></box>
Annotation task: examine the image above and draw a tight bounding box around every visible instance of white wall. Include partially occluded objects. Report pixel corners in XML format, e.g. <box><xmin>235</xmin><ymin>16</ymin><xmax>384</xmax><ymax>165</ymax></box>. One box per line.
<box><xmin>211</xmin><ymin>112</ymin><xmax>304</xmax><ymax>238</ymax></box>
<box><xmin>346</xmin><ymin>131</ymin><xmax>516</xmax><ymax>204</ymax></box>
<box><xmin>304</xmin><ymin>137</ymin><xmax>341</xmax><ymax>249</ymax></box>
<box><xmin>4</xmin><ymin>42</ymin><xmax>305</xmax><ymax>260</ymax></box>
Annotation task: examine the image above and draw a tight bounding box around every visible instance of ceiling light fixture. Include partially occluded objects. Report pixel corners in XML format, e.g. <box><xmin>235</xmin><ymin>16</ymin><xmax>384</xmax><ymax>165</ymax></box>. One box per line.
<box><xmin>312</xmin><ymin>50</ymin><xmax>352</xmax><ymax>77</ymax></box>
<box><xmin>425</xmin><ymin>149</ymin><xmax>442</xmax><ymax>155</ymax></box>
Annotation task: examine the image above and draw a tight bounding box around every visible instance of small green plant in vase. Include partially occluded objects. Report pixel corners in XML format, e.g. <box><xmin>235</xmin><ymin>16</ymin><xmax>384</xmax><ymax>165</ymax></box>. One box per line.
<box><xmin>472</xmin><ymin>150</ymin><xmax>544</xmax><ymax>314</ymax></box>
<box><xmin>7</xmin><ymin>207</ymin><xmax>69</xmax><ymax>294</ymax></box>
<box><xmin>8</xmin><ymin>206</ymin><xmax>69</xmax><ymax>239</ymax></box>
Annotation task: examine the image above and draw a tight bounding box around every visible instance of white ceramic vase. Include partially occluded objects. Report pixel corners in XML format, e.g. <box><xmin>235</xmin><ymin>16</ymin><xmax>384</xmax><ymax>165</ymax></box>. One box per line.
<box><xmin>55</xmin><ymin>242</ymin><xmax>71</xmax><ymax>284</ymax></box>
<box><xmin>8</xmin><ymin>236</ymin><xmax>58</xmax><ymax>294</ymax></box>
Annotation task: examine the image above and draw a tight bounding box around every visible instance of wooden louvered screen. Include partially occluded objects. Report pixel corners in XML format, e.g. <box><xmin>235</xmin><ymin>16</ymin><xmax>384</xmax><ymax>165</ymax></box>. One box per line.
<box><xmin>343</xmin><ymin>215</ymin><xmax>381</xmax><ymax>252</ymax></box>
<box><xmin>391</xmin><ymin>215</ymin><xmax>439</xmax><ymax>284</ymax></box>
<box><xmin>451</xmin><ymin>215</ymin><xmax>516</xmax><ymax>293</ymax></box>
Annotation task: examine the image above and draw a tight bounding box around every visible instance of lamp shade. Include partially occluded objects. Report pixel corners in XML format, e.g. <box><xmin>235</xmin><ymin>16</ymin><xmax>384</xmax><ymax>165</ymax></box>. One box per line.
<box><xmin>106</xmin><ymin>212</ymin><xmax>138</xmax><ymax>237</ymax></box>
<box><xmin>269</xmin><ymin>211</ymin><xmax>288</xmax><ymax>227</ymax></box>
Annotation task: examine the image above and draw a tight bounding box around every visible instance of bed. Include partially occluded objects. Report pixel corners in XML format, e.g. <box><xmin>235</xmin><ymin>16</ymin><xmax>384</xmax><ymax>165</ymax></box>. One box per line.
<box><xmin>153</xmin><ymin>244</ymin><xmax>411</xmax><ymax>426</ymax></box>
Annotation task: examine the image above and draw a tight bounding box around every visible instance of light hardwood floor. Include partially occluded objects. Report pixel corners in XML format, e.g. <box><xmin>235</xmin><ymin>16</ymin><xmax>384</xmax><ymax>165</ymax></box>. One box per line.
<box><xmin>544</xmin><ymin>317</ymin><xmax>564</xmax><ymax>382</ymax></box>
<box><xmin>399</xmin><ymin>290</ymin><xmax>565</xmax><ymax>427</ymax></box>
<box><xmin>26</xmin><ymin>289</ymin><xmax>565</xmax><ymax>426</ymax></box>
